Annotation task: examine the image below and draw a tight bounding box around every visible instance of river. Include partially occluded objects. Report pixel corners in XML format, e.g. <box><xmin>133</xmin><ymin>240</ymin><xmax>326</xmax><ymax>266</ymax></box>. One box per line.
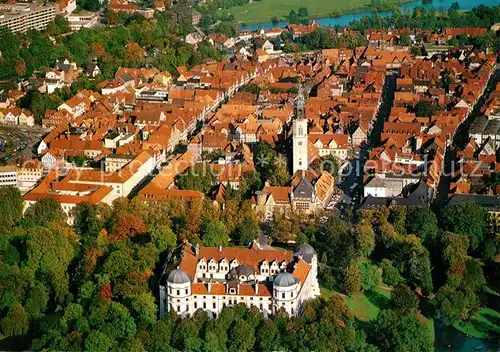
<box><xmin>239</xmin><ymin>0</ymin><xmax>500</xmax><ymax>31</ymax></box>
<box><xmin>434</xmin><ymin>322</ymin><xmax>499</xmax><ymax>352</ymax></box>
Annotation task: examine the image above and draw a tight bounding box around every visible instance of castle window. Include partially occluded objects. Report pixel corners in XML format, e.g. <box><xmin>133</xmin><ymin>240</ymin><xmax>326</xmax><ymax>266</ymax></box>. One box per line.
<box><xmin>194</xmin><ymin>302</ymin><xmax>198</xmax><ymax>309</ymax></box>
<box><xmin>213</xmin><ymin>302</ymin><xmax>216</xmax><ymax>309</ymax></box>
<box><xmin>185</xmin><ymin>289</ymin><xmax>189</xmax><ymax>295</ymax></box>
<box><xmin>177</xmin><ymin>306</ymin><xmax>180</xmax><ymax>312</ymax></box>
<box><xmin>203</xmin><ymin>302</ymin><xmax>206</xmax><ymax>309</ymax></box>
<box><xmin>176</xmin><ymin>290</ymin><xmax>180</xmax><ymax>295</ymax></box>
<box><xmin>282</xmin><ymin>292</ymin><xmax>285</xmax><ymax>299</ymax></box>
<box><xmin>291</xmin><ymin>307</ymin><xmax>294</xmax><ymax>315</ymax></box>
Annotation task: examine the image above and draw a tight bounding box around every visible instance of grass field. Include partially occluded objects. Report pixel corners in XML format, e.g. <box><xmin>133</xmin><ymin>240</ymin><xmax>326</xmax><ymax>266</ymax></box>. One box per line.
<box><xmin>454</xmin><ymin>308</ymin><xmax>500</xmax><ymax>339</ymax></box>
<box><xmin>345</xmin><ymin>285</ymin><xmax>391</xmax><ymax>321</ymax></box>
<box><xmin>218</xmin><ymin>0</ymin><xmax>405</xmax><ymax>24</ymax></box>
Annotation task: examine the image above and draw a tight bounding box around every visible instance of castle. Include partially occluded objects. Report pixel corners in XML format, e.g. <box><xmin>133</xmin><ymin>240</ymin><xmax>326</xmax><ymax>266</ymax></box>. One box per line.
<box><xmin>159</xmin><ymin>241</ymin><xmax>320</xmax><ymax>318</ymax></box>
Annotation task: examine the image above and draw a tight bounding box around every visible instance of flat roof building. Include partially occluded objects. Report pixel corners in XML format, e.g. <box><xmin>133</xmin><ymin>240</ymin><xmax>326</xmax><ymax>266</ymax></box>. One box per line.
<box><xmin>0</xmin><ymin>3</ymin><xmax>56</xmax><ymax>33</ymax></box>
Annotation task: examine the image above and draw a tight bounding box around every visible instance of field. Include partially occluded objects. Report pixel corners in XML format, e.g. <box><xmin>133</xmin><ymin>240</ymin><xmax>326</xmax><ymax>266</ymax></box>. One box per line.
<box><xmin>345</xmin><ymin>285</ymin><xmax>391</xmax><ymax>321</ymax></box>
<box><xmin>218</xmin><ymin>0</ymin><xmax>404</xmax><ymax>24</ymax></box>
<box><xmin>454</xmin><ymin>308</ymin><xmax>500</xmax><ymax>339</ymax></box>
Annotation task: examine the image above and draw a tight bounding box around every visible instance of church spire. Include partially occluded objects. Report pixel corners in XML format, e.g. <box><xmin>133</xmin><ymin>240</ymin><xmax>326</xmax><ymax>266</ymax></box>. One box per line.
<box><xmin>295</xmin><ymin>84</ymin><xmax>305</xmax><ymax>120</ymax></box>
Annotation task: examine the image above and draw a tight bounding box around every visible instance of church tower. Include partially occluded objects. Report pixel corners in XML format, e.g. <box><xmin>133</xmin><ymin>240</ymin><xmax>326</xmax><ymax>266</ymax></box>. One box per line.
<box><xmin>292</xmin><ymin>88</ymin><xmax>308</xmax><ymax>174</ymax></box>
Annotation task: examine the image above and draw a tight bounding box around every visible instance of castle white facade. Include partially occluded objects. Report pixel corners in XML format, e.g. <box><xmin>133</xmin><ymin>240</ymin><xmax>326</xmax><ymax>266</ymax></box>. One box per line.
<box><xmin>292</xmin><ymin>89</ymin><xmax>308</xmax><ymax>174</ymax></box>
<box><xmin>159</xmin><ymin>242</ymin><xmax>320</xmax><ymax>318</ymax></box>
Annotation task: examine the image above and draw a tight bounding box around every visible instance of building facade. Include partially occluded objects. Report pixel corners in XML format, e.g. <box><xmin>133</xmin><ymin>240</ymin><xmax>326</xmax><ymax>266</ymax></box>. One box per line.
<box><xmin>159</xmin><ymin>242</ymin><xmax>320</xmax><ymax>318</ymax></box>
<box><xmin>292</xmin><ymin>90</ymin><xmax>308</xmax><ymax>174</ymax></box>
<box><xmin>0</xmin><ymin>3</ymin><xmax>56</xmax><ymax>33</ymax></box>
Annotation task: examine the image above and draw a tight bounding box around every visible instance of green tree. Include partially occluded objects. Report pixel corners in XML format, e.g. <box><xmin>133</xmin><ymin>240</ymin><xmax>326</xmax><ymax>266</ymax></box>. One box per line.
<box><xmin>298</xmin><ymin>7</ymin><xmax>309</xmax><ymax>18</ymax></box>
<box><xmin>0</xmin><ymin>186</ymin><xmax>23</xmax><ymax>230</ymax></box>
<box><xmin>344</xmin><ymin>261</ymin><xmax>362</xmax><ymax>294</ymax></box>
<box><xmin>25</xmin><ymin>197</ymin><xmax>67</xmax><ymax>225</ymax></box>
<box><xmin>149</xmin><ymin>224</ymin><xmax>177</xmax><ymax>253</ymax></box>
<box><xmin>228</xmin><ymin>319</ymin><xmax>255</xmax><ymax>352</ymax></box>
<box><xmin>130</xmin><ymin>293</ymin><xmax>157</xmax><ymax>328</ymax></box>
<box><xmin>406</xmin><ymin>207</ymin><xmax>438</xmax><ymax>244</ymax></box>
<box><xmin>1</xmin><ymin>304</ymin><xmax>29</xmax><ymax>336</ymax></box>
<box><xmin>380</xmin><ymin>259</ymin><xmax>404</xmax><ymax>286</ymax></box>
<box><xmin>399</xmin><ymin>33</ymin><xmax>412</xmax><ymax>46</ymax></box>
<box><xmin>235</xmin><ymin>216</ymin><xmax>260</xmax><ymax>245</ymax></box>
<box><xmin>390</xmin><ymin>284</ymin><xmax>419</xmax><ymax>315</ymax></box>
<box><xmin>201</xmin><ymin>220</ymin><xmax>229</xmax><ymax>247</ymax></box>
<box><xmin>442</xmin><ymin>201</ymin><xmax>486</xmax><ymax>250</ymax></box>
<box><xmin>359</xmin><ymin>261</ymin><xmax>381</xmax><ymax>291</ymax></box>
<box><xmin>414</xmin><ymin>100</ymin><xmax>437</xmax><ymax>117</ymax></box>
<box><xmin>85</xmin><ymin>330</ymin><xmax>114</xmax><ymax>352</ymax></box>
<box><xmin>370</xmin><ymin>309</ymin><xmax>432</xmax><ymax>352</ymax></box>
<box><xmin>176</xmin><ymin>163</ymin><xmax>215</xmax><ymax>194</ymax></box>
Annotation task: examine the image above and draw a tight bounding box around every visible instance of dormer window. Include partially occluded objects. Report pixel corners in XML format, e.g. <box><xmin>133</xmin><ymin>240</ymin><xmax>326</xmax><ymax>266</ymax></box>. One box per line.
<box><xmin>229</xmin><ymin>288</ymin><xmax>236</xmax><ymax>294</ymax></box>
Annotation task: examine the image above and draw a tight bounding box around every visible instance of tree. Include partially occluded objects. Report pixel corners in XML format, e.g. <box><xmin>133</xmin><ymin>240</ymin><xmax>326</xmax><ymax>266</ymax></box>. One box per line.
<box><xmin>124</xmin><ymin>42</ymin><xmax>145</xmax><ymax>66</ymax></box>
<box><xmin>149</xmin><ymin>224</ymin><xmax>177</xmax><ymax>253</ymax></box>
<box><xmin>370</xmin><ymin>309</ymin><xmax>432</xmax><ymax>352</ymax></box>
<box><xmin>433</xmin><ymin>285</ymin><xmax>472</xmax><ymax>325</ymax></box>
<box><xmin>0</xmin><ymin>186</ymin><xmax>23</xmax><ymax>229</ymax></box>
<box><xmin>228</xmin><ymin>319</ymin><xmax>255</xmax><ymax>352</ymax></box>
<box><xmin>344</xmin><ymin>261</ymin><xmax>362</xmax><ymax>294</ymax></box>
<box><xmin>399</xmin><ymin>33</ymin><xmax>412</xmax><ymax>46</ymax></box>
<box><xmin>359</xmin><ymin>261</ymin><xmax>381</xmax><ymax>291</ymax></box>
<box><xmin>201</xmin><ymin>220</ymin><xmax>229</xmax><ymax>247</ymax></box>
<box><xmin>406</xmin><ymin>207</ymin><xmax>438</xmax><ymax>244</ymax></box>
<box><xmin>176</xmin><ymin>163</ymin><xmax>215</xmax><ymax>194</ymax></box>
<box><xmin>390</xmin><ymin>284</ymin><xmax>419</xmax><ymax>315</ymax></box>
<box><xmin>25</xmin><ymin>197</ymin><xmax>67</xmax><ymax>225</ymax></box>
<box><xmin>442</xmin><ymin>201</ymin><xmax>486</xmax><ymax>250</ymax></box>
<box><xmin>130</xmin><ymin>293</ymin><xmax>157</xmax><ymax>328</ymax></box>
<box><xmin>298</xmin><ymin>7</ymin><xmax>309</xmax><ymax>18</ymax></box>
<box><xmin>269</xmin><ymin>154</ymin><xmax>290</xmax><ymax>186</ymax></box>
<box><xmin>380</xmin><ymin>259</ymin><xmax>404</xmax><ymax>286</ymax></box>
<box><xmin>235</xmin><ymin>216</ymin><xmax>260</xmax><ymax>245</ymax></box>
<box><xmin>85</xmin><ymin>330</ymin><xmax>114</xmax><ymax>352</ymax></box>
<box><xmin>112</xmin><ymin>215</ymin><xmax>146</xmax><ymax>242</ymax></box>
<box><xmin>1</xmin><ymin>304</ymin><xmax>29</xmax><ymax>336</ymax></box>
<box><xmin>356</xmin><ymin>223</ymin><xmax>375</xmax><ymax>257</ymax></box>
<box><xmin>414</xmin><ymin>100</ymin><xmax>437</xmax><ymax>117</ymax></box>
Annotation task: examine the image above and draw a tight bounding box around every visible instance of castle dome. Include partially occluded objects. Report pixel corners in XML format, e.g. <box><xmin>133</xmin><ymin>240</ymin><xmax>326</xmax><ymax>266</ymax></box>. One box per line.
<box><xmin>167</xmin><ymin>268</ymin><xmax>190</xmax><ymax>284</ymax></box>
<box><xmin>273</xmin><ymin>272</ymin><xmax>299</xmax><ymax>288</ymax></box>
<box><xmin>294</xmin><ymin>243</ymin><xmax>316</xmax><ymax>263</ymax></box>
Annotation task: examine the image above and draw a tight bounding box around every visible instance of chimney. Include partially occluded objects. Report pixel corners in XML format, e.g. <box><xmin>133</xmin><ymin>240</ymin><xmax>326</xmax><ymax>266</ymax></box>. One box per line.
<box><xmin>208</xmin><ymin>281</ymin><xmax>212</xmax><ymax>293</ymax></box>
<box><xmin>218</xmin><ymin>245</ymin><xmax>222</xmax><ymax>252</ymax></box>
<box><xmin>255</xmin><ymin>281</ymin><xmax>259</xmax><ymax>295</ymax></box>
<box><xmin>195</xmin><ymin>243</ymin><xmax>199</xmax><ymax>257</ymax></box>
<box><xmin>237</xmin><ymin>284</ymin><xmax>240</xmax><ymax>294</ymax></box>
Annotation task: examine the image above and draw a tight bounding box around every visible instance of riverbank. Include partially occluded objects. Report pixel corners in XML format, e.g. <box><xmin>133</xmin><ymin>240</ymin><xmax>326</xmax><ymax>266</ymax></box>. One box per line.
<box><xmin>220</xmin><ymin>0</ymin><xmax>414</xmax><ymax>25</ymax></box>
<box><xmin>236</xmin><ymin>0</ymin><xmax>500</xmax><ymax>30</ymax></box>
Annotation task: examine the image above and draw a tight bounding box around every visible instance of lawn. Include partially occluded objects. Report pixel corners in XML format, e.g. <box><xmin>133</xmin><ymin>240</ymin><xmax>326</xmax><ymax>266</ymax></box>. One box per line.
<box><xmin>217</xmin><ymin>0</ymin><xmax>404</xmax><ymax>24</ymax></box>
<box><xmin>454</xmin><ymin>308</ymin><xmax>500</xmax><ymax>339</ymax></box>
<box><xmin>345</xmin><ymin>285</ymin><xmax>391</xmax><ymax>321</ymax></box>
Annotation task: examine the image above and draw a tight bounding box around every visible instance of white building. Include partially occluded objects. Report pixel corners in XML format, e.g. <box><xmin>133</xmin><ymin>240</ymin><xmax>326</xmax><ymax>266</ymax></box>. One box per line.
<box><xmin>159</xmin><ymin>242</ymin><xmax>320</xmax><ymax>318</ymax></box>
<box><xmin>292</xmin><ymin>90</ymin><xmax>308</xmax><ymax>174</ymax></box>
<box><xmin>0</xmin><ymin>165</ymin><xmax>18</xmax><ymax>188</ymax></box>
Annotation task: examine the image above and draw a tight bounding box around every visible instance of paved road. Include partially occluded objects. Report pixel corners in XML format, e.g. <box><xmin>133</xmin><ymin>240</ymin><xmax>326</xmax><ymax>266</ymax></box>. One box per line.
<box><xmin>340</xmin><ymin>72</ymin><xmax>398</xmax><ymax>211</ymax></box>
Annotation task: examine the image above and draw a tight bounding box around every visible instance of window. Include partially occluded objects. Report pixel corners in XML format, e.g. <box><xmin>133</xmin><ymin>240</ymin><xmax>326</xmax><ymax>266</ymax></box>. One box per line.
<box><xmin>194</xmin><ymin>302</ymin><xmax>198</xmax><ymax>309</ymax></box>
<box><xmin>176</xmin><ymin>290</ymin><xmax>180</xmax><ymax>295</ymax></box>
<box><xmin>282</xmin><ymin>292</ymin><xmax>285</xmax><ymax>299</ymax></box>
<box><xmin>203</xmin><ymin>302</ymin><xmax>206</xmax><ymax>309</ymax></box>
<box><xmin>185</xmin><ymin>289</ymin><xmax>189</xmax><ymax>295</ymax></box>
<box><xmin>213</xmin><ymin>302</ymin><xmax>216</xmax><ymax>309</ymax></box>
